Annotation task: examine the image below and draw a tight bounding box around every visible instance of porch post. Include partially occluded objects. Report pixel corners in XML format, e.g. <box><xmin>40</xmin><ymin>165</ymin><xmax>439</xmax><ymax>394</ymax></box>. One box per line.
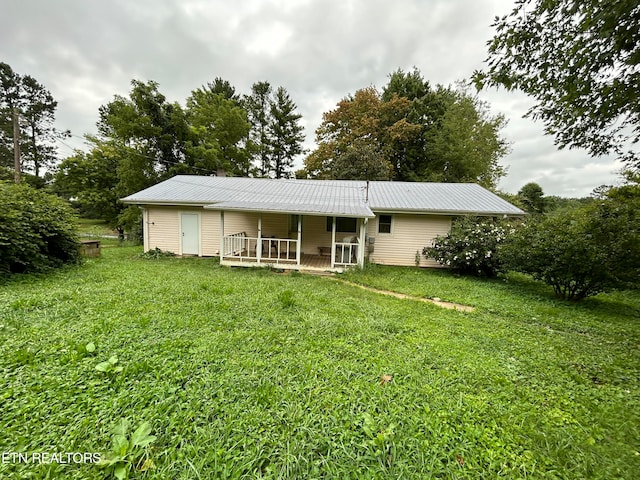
<box><xmin>296</xmin><ymin>215</ymin><xmax>302</xmax><ymax>267</ymax></box>
<box><xmin>330</xmin><ymin>216</ymin><xmax>336</xmax><ymax>269</ymax></box>
<box><xmin>358</xmin><ymin>218</ymin><xmax>367</xmax><ymax>268</ymax></box>
<box><xmin>219</xmin><ymin>210</ymin><xmax>225</xmax><ymax>262</ymax></box>
<box><xmin>257</xmin><ymin>214</ymin><xmax>262</xmax><ymax>265</ymax></box>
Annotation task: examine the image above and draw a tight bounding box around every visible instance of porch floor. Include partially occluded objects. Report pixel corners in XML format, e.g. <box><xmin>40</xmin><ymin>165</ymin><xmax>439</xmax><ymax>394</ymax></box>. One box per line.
<box><xmin>221</xmin><ymin>253</ymin><xmax>351</xmax><ymax>273</ymax></box>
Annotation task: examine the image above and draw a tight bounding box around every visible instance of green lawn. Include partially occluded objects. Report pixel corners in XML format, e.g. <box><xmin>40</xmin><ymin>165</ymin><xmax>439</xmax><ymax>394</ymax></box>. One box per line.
<box><xmin>1</xmin><ymin>247</ymin><xmax>638</xmax><ymax>479</ymax></box>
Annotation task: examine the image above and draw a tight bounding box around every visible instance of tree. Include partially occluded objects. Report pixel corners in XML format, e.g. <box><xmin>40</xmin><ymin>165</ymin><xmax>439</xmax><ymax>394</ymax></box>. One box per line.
<box><xmin>423</xmin><ymin>88</ymin><xmax>508</xmax><ymax>188</ymax></box>
<box><xmin>97</xmin><ymin>80</ymin><xmax>191</xmax><ymax>194</ymax></box>
<box><xmin>502</xmin><ymin>189</ymin><xmax>640</xmax><ymax>300</ymax></box>
<box><xmin>268</xmin><ymin>86</ymin><xmax>305</xmax><ymax>179</ymax></box>
<box><xmin>304</xmin><ymin>69</ymin><xmax>508</xmax><ymax>187</ymax></box>
<box><xmin>53</xmin><ymin>140</ymin><xmax>122</xmax><ymax>229</ymax></box>
<box><xmin>244</xmin><ymin>81</ymin><xmax>273</xmax><ymax>176</ymax></box>
<box><xmin>474</xmin><ymin>0</ymin><xmax>640</xmax><ymax>167</ymax></box>
<box><xmin>302</xmin><ymin>86</ymin><xmax>420</xmax><ymax>179</ymax></box>
<box><xmin>0</xmin><ymin>62</ymin><xmax>69</xmax><ymax>177</ymax></box>
<box><xmin>517</xmin><ymin>182</ymin><xmax>546</xmax><ymax>213</ymax></box>
<box><xmin>326</xmin><ymin>139</ymin><xmax>393</xmax><ymax>181</ymax></box>
<box><xmin>186</xmin><ymin>85</ymin><xmax>252</xmax><ymax>176</ymax></box>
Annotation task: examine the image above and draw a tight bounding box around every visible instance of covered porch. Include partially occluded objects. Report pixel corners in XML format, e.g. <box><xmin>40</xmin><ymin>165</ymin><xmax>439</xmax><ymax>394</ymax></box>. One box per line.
<box><xmin>205</xmin><ymin>201</ymin><xmax>374</xmax><ymax>273</ymax></box>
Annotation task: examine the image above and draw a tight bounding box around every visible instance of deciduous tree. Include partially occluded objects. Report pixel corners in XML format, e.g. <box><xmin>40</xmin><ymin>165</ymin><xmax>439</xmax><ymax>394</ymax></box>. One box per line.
<box><xmin>474</xmin><ymin>0</ymin><xmax>640</xmax><ymax>167</ymax></box>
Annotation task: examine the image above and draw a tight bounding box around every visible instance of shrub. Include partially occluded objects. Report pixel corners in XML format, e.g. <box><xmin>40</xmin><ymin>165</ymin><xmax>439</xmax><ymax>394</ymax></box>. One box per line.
<box><xmin>501</xmin><ymin>195</ymin><xmax>640</xmax><ymax>300</ymax></box>
<box><xmin>423</xmin><ymin>216</ymin><xmax>517</xmax><ymax>277</ymax></box>
<box><xmin>0</xmin><ymin>182</ymin><xmax>81</xmax><ymax>275</ymax></box>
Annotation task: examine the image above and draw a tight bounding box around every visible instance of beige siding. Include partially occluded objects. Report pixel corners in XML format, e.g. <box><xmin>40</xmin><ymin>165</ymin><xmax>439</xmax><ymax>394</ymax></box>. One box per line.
<box><xmin>145</xmin><ymin>209</ymin><xmax>296</xmax><ymax>257</ymax></box>
<box><xmin>144</xmin><ymin>207</ymin><xmax>451</xmax><ymax>266</ymax></box>
<box><xmin>367</xmin><ymin>213</ymin><xmax>451</xmax><ymax>267</ymax></box>
<box><xmin>201</xmin><ymin>210</ymin><xmax>221</xmax><ymax>256</ymax></box>
<box><xmin>146</xmin><ymin>207</ymin><xmax>181</xmax><ymax>254</ymax></box>
<box><xmin>301</xmin><ymin>216</ymin><xmax>332</xmax><ymax>255</ymax></box>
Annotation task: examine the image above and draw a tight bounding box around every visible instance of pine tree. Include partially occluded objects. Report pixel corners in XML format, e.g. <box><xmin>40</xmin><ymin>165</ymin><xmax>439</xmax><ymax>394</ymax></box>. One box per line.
<box><xmin>0</xmin><ymin>62</ymin><xmax>69</xmax><ymax>177</ymax></box>
<box><xmin>244</xmin><ymin>81</ymin><xmax>273</xmax><ymax>177</ymax></box>
<box><xmin>268</xmin><ymin>87</ymin><xmax>305</xmax><ymax>179</ymax></box>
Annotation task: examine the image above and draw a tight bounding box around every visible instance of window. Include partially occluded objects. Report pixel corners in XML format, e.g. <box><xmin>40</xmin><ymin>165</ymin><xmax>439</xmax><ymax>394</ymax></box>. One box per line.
<box><xmin>378</xmin><ymin>214</ymin><xmax>392</xmax><ymax>234</ymax></box>
<box><xmin>289</xmin><ymin>214</ymin><xmax>301</xmax><ymax>233</ymax></box>
<box><xmin>326</xmin><ymin>216</ymin><xmax>357</xmax><ymax>233</ymax></box>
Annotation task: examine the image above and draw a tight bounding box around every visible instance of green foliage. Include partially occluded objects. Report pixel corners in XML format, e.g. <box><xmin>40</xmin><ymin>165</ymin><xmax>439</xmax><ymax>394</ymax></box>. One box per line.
<box><xmin>186</xmin><ymin>84</ymin><xmax>252</xmax><ymax>176</ymax></box>
<box><xmin>423</xmin><ymin>216</ymin><xmax>517</xmax><ymax>277</ymax></box>
<box><xmin>0</xmin><ymin>247</ymin><xmax>638</xmax><ymax>478</ymax></box>
<box><xmin>0</xmin><ymin>182</ymin><xmax>80</xmax><ymax>275</ymax></box>
<box><xmin>139</xmin><ymin>247</ymin><xmax>176</xmax><ymax>260</ymax></box>
<box><xmin>304</xmin><ymin>69</ymin><xmax>508</xmax><ymax>187</ymax></box>
<box><xmin>474</xmin><ymin>0</ymin><xmax>639</xmax><ymax>166</ymax></box>
<box><xmin>244</xmin><ymin>82</ymin><xmax>306</xmax><ymax>178</ymax></box>
<box><xmin>268</xmin><ymin>86</ymin><xmax>305</xmax><ymax>179</ymax></box>
<box><xmin>118</xmin><ymin>206</ymin><xmax>143</xmax><ymax>244</ymax></box>
<box><xmin>502</xmin><ymin>191</ymin><xmax>640</xmax><ymax>300</ymax></box>
<box><xmin>100</xmin><ymin>419</ymin><xmax>157</xmax><ymax>480</ymax></box>
<box><xmin>517</xmin><ymin>182</ymin><xmax>546</xmax><ymax>214</ymax></box>
<box><xmin>95</xmin><ymin>355</ymin><xmax>123</xmax><ymax>375</ymax></box>
<box><xmin>53</xmin><ymin>140</ymin><xmax>122</xmax><ymax>228</ymax></box>
<box><xmin>322</xmin><ymin>138</ymin><xmax>393</xmax><ymax>180</ymax></box>
<box><xmin>0</xmin><ymin>62</ymin><xmax>70</xmax><ymax>177</ymax></box>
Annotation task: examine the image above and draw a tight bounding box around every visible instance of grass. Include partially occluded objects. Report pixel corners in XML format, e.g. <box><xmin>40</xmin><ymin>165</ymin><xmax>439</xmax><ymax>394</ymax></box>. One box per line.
<box><xmin>0</xmin><ymin>248</ymin><xmax>638</xmax><ymax>479</ymax></box>
<box><xmin>76</xmin><ymin>218</ymin><xmax>137</xmax><ymax>247</ymax></box>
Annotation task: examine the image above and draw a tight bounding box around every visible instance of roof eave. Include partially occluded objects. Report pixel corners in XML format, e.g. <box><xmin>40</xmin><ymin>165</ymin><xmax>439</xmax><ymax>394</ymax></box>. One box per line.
<box><xmin>371</xmin><ymin>207</ymin><xmax>526</xmax><ymax>216</ymax></box>
<box><xmin>203</xmin><ymin>204</ymin><xmax>375</xmax><ymax>218</ymax></box>
<box><xmin>120</xmin><ymin>199</ymin><xmax>210</xmax><ymax>207</ymax></box>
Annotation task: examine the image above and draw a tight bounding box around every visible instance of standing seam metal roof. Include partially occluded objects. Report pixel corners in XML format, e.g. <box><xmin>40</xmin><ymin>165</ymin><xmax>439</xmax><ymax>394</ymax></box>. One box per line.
<box><xmin>121</xmin><ymin>175</ymin><xmax>524</xmax><ymax>216</ymax></box>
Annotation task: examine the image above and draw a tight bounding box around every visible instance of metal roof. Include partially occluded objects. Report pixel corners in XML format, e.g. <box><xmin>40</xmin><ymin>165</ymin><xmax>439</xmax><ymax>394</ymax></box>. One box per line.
<box><xmin>121</xmin><ymin>175</ymin><xmax>524</xmax><ymax>216</ymax></box>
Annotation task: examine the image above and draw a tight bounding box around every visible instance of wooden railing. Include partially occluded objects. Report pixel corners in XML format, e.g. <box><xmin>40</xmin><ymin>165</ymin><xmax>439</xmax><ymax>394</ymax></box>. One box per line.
<box><xmin>222</xmin><ymin>233</ymin><xmax>298</xmax><ymax>264</ymax></box>
<box><xmin>334</xmin><ymin>242</ymin><xmax>359</xmax><ymax>266</ymax></box>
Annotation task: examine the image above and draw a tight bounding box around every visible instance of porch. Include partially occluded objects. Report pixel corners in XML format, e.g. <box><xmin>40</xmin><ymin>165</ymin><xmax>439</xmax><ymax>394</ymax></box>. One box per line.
<box><xmin>220</xmin><ymin>231</ymin><xmax>361</xmax><ymax>273</ymax></box>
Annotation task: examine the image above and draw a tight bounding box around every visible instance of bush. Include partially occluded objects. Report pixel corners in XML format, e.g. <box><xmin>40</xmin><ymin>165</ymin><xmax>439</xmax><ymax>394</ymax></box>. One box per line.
<box><xmin>502</xmin><ymin>196</ymin><xmax>640</xmax><ymax>300</ymax></box>
<box><xmin>0</xmin><ymin>182</ymin><xmax>81</xmax><ymax>275</ymax></box>
<box><xmin>423</xmin><ymin>216</ymin><xmax>517</xmax><ymax>277</ymax></box>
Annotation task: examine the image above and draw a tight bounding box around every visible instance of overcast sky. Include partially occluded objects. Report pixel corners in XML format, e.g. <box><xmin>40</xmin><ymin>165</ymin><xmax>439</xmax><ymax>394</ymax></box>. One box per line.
<box><xmin>1</xmin><ymin>0</ymin><xmax>624</xmax><ymax>197</ymax></box>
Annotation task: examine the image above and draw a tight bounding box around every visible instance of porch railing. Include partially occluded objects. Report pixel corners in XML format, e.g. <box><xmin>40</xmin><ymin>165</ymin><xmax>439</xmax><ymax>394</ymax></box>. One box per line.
<box><xmin>334</xmin><ymin>242</ymin><xmax>359</xmax><ymax>266</ymax></box>
<box><xmin>222</xmin><ymin>233</ymin><xmax>298</xmax><ymax>264</ymax></box>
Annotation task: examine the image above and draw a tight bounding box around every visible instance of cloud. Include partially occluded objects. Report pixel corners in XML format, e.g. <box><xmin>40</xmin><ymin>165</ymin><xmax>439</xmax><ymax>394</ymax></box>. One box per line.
<box><xmin>0</xmin><ymin>0</ymin><xmax>623</xmax><ymax>196</ymax></box>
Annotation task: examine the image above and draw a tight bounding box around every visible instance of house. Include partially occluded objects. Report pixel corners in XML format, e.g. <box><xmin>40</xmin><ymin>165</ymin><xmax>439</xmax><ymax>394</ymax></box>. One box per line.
<box><xmin>121</xmin><ymin>175</ymin><xmax>524</xmax><ymax>272</ymax></box>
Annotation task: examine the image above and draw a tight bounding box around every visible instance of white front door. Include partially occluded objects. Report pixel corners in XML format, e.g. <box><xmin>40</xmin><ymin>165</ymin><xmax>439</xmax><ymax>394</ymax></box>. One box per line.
<box><xmin>180</xmin><ymin>213</ymin><xmax>199</xmax><ymax>255</ymax></box>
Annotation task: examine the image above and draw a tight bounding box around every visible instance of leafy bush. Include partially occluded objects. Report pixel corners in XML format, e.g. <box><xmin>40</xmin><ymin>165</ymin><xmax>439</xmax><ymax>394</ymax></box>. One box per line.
<box><xmin>423</xmin><ymin>216</ymin><xmax>517</xmax><ymax>277</ymax></box>
<box><xmin>502</xmin><ymin>193</ymin><xmax>640</xmax><ymax>300</ymax></box>
<box><xmin>139</xmin><ymin>247</ymin><xmax>175</xmax><ymax>260</ymax></box>
<box><xmin>0</xmin><ymin>182</ymin><xmax>81</xmax><ymax>275</ymax></box>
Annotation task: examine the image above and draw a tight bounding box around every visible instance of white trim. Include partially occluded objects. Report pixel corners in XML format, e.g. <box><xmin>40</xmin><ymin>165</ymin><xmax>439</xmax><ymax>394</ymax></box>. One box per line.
<box><xmin>142</xmin><ymin>208</ymin><xmax>150</xmax><ymax>252</ymax></box>
<box><xmin>377</xmin><ymin>213</ymin><xmax>393</xmax><ymax>236</ymax></box>
<box><xmin>179</xmin><ymin>211</ymin><xmax>201</xmax><ymax>256</ymax></box>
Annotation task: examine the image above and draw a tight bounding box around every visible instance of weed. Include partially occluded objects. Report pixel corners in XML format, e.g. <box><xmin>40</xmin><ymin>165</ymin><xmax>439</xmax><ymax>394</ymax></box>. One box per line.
<box><xmin>99</xmin><ymin>419</ymin><xmax>157</xmax><ymax>480</ymax></box>
<box><xmin>278</xmin><ymin>290</ymin><xmax>296</xmax><ymax>308</ymax></box>
<box><xmin>139</xmin><ymin>247</ymin><xmax>176</xmax><ymax>260</ymax></box>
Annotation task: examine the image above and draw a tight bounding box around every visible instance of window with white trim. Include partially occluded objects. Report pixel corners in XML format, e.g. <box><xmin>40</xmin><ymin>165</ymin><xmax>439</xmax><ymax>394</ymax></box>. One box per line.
<box><xmin>378</xmin><ymin>214</ymin><xmax>392</xmax><ymax>234</ymax></box>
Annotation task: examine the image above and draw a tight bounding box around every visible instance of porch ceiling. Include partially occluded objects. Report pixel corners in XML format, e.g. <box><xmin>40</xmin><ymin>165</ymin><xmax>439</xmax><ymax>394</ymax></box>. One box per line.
<box><xmin>203</xmin><ymin>200</ymin><xmax>375</xmax><ymax>218</ymax></box>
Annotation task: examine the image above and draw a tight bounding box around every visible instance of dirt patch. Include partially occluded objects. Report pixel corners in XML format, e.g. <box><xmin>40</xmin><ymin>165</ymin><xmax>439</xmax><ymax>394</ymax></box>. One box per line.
<box><xmin>333</xmin><ymin>279</ymin><xmax>475</xmax><ymax>312</ymax></box>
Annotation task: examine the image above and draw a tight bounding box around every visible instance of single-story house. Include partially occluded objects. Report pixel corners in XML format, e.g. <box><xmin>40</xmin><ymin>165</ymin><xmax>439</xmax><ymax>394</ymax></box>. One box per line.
<box><xmin>122</xmin><ymin>175</ymin><xmax>524</xmax><ymax>272</ymax></box>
